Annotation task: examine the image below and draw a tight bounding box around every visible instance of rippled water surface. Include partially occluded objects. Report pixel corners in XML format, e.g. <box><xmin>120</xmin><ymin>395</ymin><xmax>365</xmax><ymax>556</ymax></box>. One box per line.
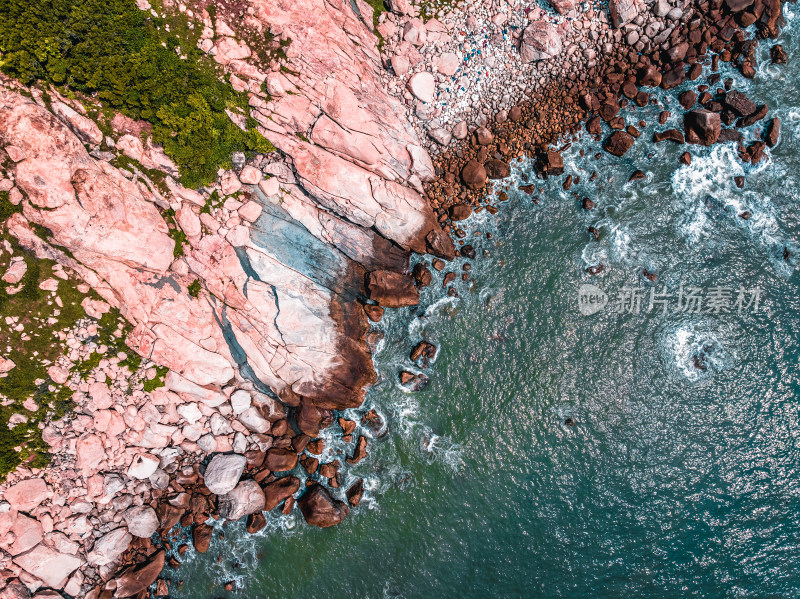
<box><xmin>172</xmin><ymin>12</ymin><xmax>800</xmax><ymax>598</ymax></box>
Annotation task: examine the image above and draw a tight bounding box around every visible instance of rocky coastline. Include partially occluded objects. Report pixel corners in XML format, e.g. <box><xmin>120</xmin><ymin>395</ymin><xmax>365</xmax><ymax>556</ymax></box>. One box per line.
<box><xmin>0</xmin><ymin>0</ymin><xmax>790</xmax><ymax>596</ymax></box>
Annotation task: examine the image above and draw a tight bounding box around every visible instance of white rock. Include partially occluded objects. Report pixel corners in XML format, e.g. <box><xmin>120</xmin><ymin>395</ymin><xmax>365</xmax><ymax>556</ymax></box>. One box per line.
<box><xmin>203</xmin><ymin>453</ymin><xmax>246</xmax><ymax>495</ymax></box>
<box><xmin>210</xmin><ymin>413</ymin><xmax>234</xmax><ymax>436</ymax></box>
<box><xmin>177</xmin><ymin>402</ymin><xmax>203</xmax><ymax>425</ymax></box>
<box><xmin>218</xmin><ymin>480</ymin><xmax>266</xmax><ymax>521</ymax></box>
<box><xmin>128</xmin><ymin>453</ymin><xmax>160</xmax><ymax>480</ymax></box>
<box><xmin>391</xmin><ymin>55</ymin><xmax>410</xmax><ymax>77</ymax></box>
<box><xmin>238</xmin><ymin>406</ymin><xmax>270</xmax><ymax>434</ymax></box>
<box><xmin>87</xmin><ymin>527</ymin><xmax>132</xmax><ymax>566</ymax></box>
<box><xmin>122</xmin><ymin>506</ymin><xmax>159</xmax><ymax>538</ymax></box>
<box><xmin>407</xmin><ymin>72</ymin><xmax>436</xmax><ymax>103</ymax></box>
<box><xmin>230</xmin><ymin>389</ymin><xmax>252</xmax><ymax>414</ymax></box>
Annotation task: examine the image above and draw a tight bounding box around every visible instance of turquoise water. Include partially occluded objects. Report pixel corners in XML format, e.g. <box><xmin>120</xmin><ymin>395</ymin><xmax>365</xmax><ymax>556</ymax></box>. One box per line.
<box><xmin>170</xmin><ymin>11</ymin><xmax>800</xmax><ymax>599</ymax></box>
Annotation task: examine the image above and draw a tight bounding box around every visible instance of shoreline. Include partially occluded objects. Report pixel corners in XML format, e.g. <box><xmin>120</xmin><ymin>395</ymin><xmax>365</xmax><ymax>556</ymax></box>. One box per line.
<box><xmin>0</xmin><ymin>0</ymin><xmax>791</xmax><ymax>595</ymax></box>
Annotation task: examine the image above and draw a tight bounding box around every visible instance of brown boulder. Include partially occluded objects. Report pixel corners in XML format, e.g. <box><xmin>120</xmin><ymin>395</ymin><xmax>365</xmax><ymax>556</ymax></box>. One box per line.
<box><xmin>637</xmin><ymin>64</ymin><xmax>662</xmax><ymax>87</ymax></box>
<box><xmin>449</xmin><ymin>204</ymin><xmax>472</xmax><ymax>221</ymax></box>
<box><xmin>265</xmin><ymin>448</ymin><xmax>298</xmax><ymax>472</ymax></box>
<box><xmin>363</xmin><ymin>304</ymin><xmax>384</xmax><ymax>322</ymax></box>
<box><xmin>484</xmin><ymin>159</ymin><xmax>511</xmax><ymax>179</ymax></box>
<box><xmin>653</xmin><ymin>129</ymin><xmax>685</xmax><ymax>143</ymax></box>
<box><xmin>298</xmin><ymin>484</ymin><xmax>349</xmax><ymax>527</ymax></box>
<box><xmin>765</xmin><ymin>117</ymin><xmax>780</xmax><ymax>147</ymax></box>
<box><xmin>604</xmin><ymin>131</ymin><xmax>635</xmax><ymax>156</ymax></box>
<box><xmin>263</xmin><ymin>476</ymin><xmax>301</xmax><ymax>511</ymax></box>
<box><xmin>723</xmin><ymin>90</ymin><xmax>757</xmax><ymax>116</ymax></box>
<box><xmin>461</xmin><ymin>160</ymin><xmax>487</xmax><ymax>190</ymax></box>
<box><xmin>346</xmin><ymin>479</ymin><xmax>365</xmax><ymax>507</ymax></box>
<box><xmin>246</xmin><ymin>512</ymin><xmax>267</xmax><ymax>533</ymax></box>
<box><xmin>474</xmin><ymin>127</ymin><xmax>493</xmax><ymax>145</ymax></box>
<box><xmin>295</xmin><ymin>397</ymin><xmax>323</xmax><ymax>437</ymax></box>
<box><xmin>661</xmin><ymin>66</ymin><xmax>686</xmax><ymax>90</ymax></box>
<box><xmin>366</xmin><ymin>270</ymin><xmax>420</xmax><ymax>307</ymax></box>
<box><xmin>684</xmin><ymin>110</ymin><xmax>721</xmax><ymax>145</ymax></box>
<box><xmin>536</xmin><ymin>150</ymin><xmax>564</xmax><ymax>176</ymax></box>
<box><xmin>192</xmin><ymin>524</ymin><xmax>213</xmax><ymax>553</ymax></box>
<box><xmin>114</xmin><ymin>550</ymin><xmax>165</xmax><ymax>598</ymax></box>
<box><xmin>412</xmin><ymin>263</ymin><xmax>433</xmax><ymax>287</ymax></box>
<box><xmin>346</xmin><ymin>436</ymin><xmax>369</xmax><ymax>465</ymax></box>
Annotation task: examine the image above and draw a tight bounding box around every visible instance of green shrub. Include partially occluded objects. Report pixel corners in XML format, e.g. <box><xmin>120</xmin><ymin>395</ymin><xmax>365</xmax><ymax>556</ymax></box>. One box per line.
<box><xmin>0</xmin><ymin>0</ymin><xmax>274</xmax><ymax>188</ymax></box>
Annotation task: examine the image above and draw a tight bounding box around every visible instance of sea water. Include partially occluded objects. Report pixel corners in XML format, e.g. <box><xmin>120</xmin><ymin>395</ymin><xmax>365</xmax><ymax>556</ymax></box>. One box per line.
<box><xmin>170</xmin><ymin>10</ymin><xmax>800</xmax><ymax>598</ymax></box>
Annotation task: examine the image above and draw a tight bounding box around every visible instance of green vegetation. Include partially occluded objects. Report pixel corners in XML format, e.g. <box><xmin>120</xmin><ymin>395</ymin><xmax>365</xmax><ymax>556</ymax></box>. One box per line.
<box><xmin>200</xmin><ymin>189</ymin><xmax>223</xmax><ymax>215</ymax></box>
<box><xmin>188</xmin><ymin>279</ymin><xmax>201</xmax><ymax>298</ymax></box>
<box><xmin>161</xmin><ymin>208</ymin><xmax>187</xmax><ymax>257</ymax></box>
<box><xmin>143</xmin><ymin>365</ymin><xmax>168</xmax><ymax>392</ymax></box>
<box><xmin>0</xmin><ymin>0</ymin><xmax>275</xmax><ymax>188</ymax></box>
<box><xmin>0</xmin><ymin>221</ymin><xmax>156</xmax><ymax>479</ymax></box>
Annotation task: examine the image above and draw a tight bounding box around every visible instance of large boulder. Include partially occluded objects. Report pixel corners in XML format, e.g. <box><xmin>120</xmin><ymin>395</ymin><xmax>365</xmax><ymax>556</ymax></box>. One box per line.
<box><xmin>87</xmin><ymin>527</ymin><xmax>132</xmax><ymax>566</ymax></box>
<box><xmin>520</xmin><ymin>21</ymin><xmax>562</xmax><ymax>61</ymax></box>
<box><xmin>4</xmin><ymin>479</ymin><xmax>48</xmax><ymax>512</ymax></box>
<box><xmin>461</xmin><ymin>160</ymin><xmax>487</xmax><ymax>190</ymax></box>
<box><xmin>407</xmin><ymin>72</ymin><xmax>436</xmax><ymax>103</ymax></box>
<box><xmin>122</xmin><ymin>506</ymin><xmax>159</xmax><ymax>538</ymax></box>
<box><xmin>604</xmin><ymin>131</ymin><xmax>635</xmax><ymax>156</ymax></box>
<box><xmin>723</xmin><ymin>90</ymin><xmax>757</xmax><ymax>116</ymax></box>
<box><xmin>263</xmin><ymin>476</ymin><xmax>301</xmax><ymax>511</ymax></box>
<box><xmin>684</xmin><ymin>110</ymin><xmax>721</xmax><ymax>145</ymax></box>
<box><xmin>192</xmin><ymin>523</ymin><xmax>213</xmax><ymax>553</ymax></box>
<box><xmin>113</xmin><ymin>550</ymin><xmax>165</xmax><ymax>598</ymax></box>
<box><xmin>609</xmin><ymin>0</ymin><xmax>638</xmax><ymax>27</ymax></box>
<box><xmin>13</xmin><ymin>545</ymin><xmax>83</xmax><ymax>590</ymax></box>
<box><xmin>366</xmin><ymin>271</ymin><xmax>420</xmax><ymax>307</ymax></box>
<box><xmin>298</xmin><ymin>484</ymin><xmax>350</xmax><ymax>527</ymax></box>
<box><xmin>218</xmin><ymin>480</ymin><xmax>266</xmax><ymax>521</ymax></box>
<box><xmin>203</xmin><ymin>453</ymin><xmax>247</xmax><ymax>495</ymax></box>
<box><xmin>484</xmin><ymin>159</ymin><xmax>511</xmax><ymax>180</ymax></box>
<box><xmin>265</xmin><ymin>448</ymin><xmax>299</xmax><ymax>472</ymax></box>
<box><xmin>547</xmin><ymin>0</ymin><xmax>578</xmax><ymax>13</ymax></box>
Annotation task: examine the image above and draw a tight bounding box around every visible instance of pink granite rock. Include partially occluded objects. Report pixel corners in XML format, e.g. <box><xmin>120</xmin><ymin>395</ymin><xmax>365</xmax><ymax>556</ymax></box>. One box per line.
<box><xmin>4</xmin><ymin>479</ymin><xmax>48</xmax><ymax>512</ymax></box>
<box><xmin>407</xmin><ymin>72</ymin><xmax>436</xmax><ymax>103</ymax></box>
<box><xmin>13</xmin><ymin>544</ymin><xmax>83</xmax><ymax>590</ymax></box>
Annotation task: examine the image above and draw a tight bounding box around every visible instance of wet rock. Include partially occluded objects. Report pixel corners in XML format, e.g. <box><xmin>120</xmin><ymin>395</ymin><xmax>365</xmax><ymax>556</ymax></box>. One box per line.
<box><xmin>739</xmin><ymin>104</ymin><xmax>768</xmax><ymax>128</ymax></box>
<box><xmin>723</xmin><ymin>90</ymin><xmax>757</xmax><ymax>116</ymax></box>
<box><xmin>363</xmin><ymin>304</ymin><xmax>384</xmax><ymax>322</ymax></box>
<box><xmin>535</xmin><ymin>150</ymin><xmax>564</xmax><ymax>176</ymax></box>
<box><xmin>339</xmin><ymin>417</ymin><xmax>356</xmax><ymax>435</ymax></box>
<box><xmin>412</xmin><ymin>263</ymin><xmax>432</xmax><ymax>287</ymax></box>
<box><xmin>638</xmin><ymin>64</ymin><xmax>662</xmax><ymax>87</ymax></box>
<box><xmin>684</xmin><ymin>110</ymin><xmax>721</xmax><ymax>145</ymax></box>
<box><xmin>346</xmin><ymin>436</ymin><xmax>369</xmax><ymax>465</ymax></box>
<box><xmin>771</xmin><ymin>44</ymin><xmax>788</xmax><ymax>63</ymax></box>
<box><xmin>449</xmin><ymin>204</ymin><xmax>472</xmax><ymax>221</ymax></box>
<box><xmin>460</xmin><ymin>244</ymin><xmax>476</xmax><ymax>259</ymax></box>
<box><xmin>203</xmin><ymin>453</ymin><xmax>247</xmax><ymax>495</ymax></box>
<box><xmin>218</xmin><ymin>480</ymin><xmax>266</xmax><ymax>521</ymax></box>
<box><xmin>582</xmin><ymin>198</ymin><xmax>595</xmax><ymax>210</ymax></box>
<box><xmin>346</xmin><ymin>479</ymin><xmax>365</xmax><ymax>507</ymax></box>
<box><xmin>485</xmin><ymin>159</ymin><xmax>511</xmax><ymax>180</ymax></box>
<box><xmin>765</xmin><ymin>117</ymin><xmax>780</xmax><ymax>147</ymax></box>
<box><xmin>113</xmin><ymin>550</ymin><xmax>165</xmax><ymax>598</ymax></box>
<box><xmin>628</xmin><ymin>170</ymin><xmax>646</xmax><ymax>182</ymax></box>
<box><xmin>740</xmin><ymin>211</ymin><xmax>752</xmax><ymax>220</ymax></box>
<box><xmin>680</xmin><ymin>152</ymin><xmax>692</xmax><ymax>165</ymax></box>
<box><xmin>461</xmin><ymin>160</ymin><xmax>487</xmax><ymax>190</ymax></box>
<box><xmin>263</xmin><ymin>476</ymin><xmax>301</xmax><ymax>511</ymax></box>
<box><xmin>661</xmin><ymin>66</ymin><xmax>686</xmax><ymax>90</ymax></box>
<box><xmin>604</xmin><ymin>131</ymin><xmax>635</xmax><ymax>156</ymax></box>
<box><xmin>366</xmin><ymin>270</ymin><xmax>420</xmax><ymax>307</ymax></box>
<box><xmin>520</xmin><ymin>21</ymin><xmax>562</xmax><ymax>62</ymax></box>
<box><xmin>599</xmin><ymin>100</ymin><xmax>620</xmax><ymax>122</ymax></box>
<box><xmin>399</xmin><ymin>370</ymin><xmax>429</xmax><ymax>391</ymax></box>
<box><xmin>586</xmin><ymin>264</ymin><xmax>604</xmax><ymax>276</ymax></box>
<box><xmin>300</xmin><ymin>455</ymin><xmax>319</xmax><ymax>475</ymax></box>
<box><xmin>725</xmin><ymin>0</ymin><xmax>754</xmax><ymax>12</ymax></box>
<box><xmin>246</xmin><ymin>512</ymin><xmax>267</xmax><ymax>534</ymax></box>
<box><xmin>295</xmin><ymin>398</ymin><xmax>324</xmax><ymax>437</ymax></box>
<box><xmin>735</xmin><ymin>176</ymin><xmax>745</xmax><ymax>188</ymax></box>
<box><xmin>192</xmin><ymin>523</ymin><xmax>213</xmax><ymax>553</ymax></box>
<box><xmin>410</xmin><ymin>341</ymin><xmax>437</xmax><ymax>364</ymax></box>
<box><xmin>679</xmin><ymin>91</ymin><xmax>697</xmax><ymax>109</ymax></box>
<box><xmin>653</xmin><ymin>129</ymin><xmax>685</xmax><ymax>143</ymax></box>
<box><xmin>426</xmin><ymin>229</ymin><xmax>456</xmax><ymax>260</ymax></box>
<box><xmin>361</xmin><ymin>409</ymin><xmax>386</xmax><ymax>437</ymax></box>
<box><xmin>298</xmin><ymin>484</ymin><xmax>349</xmax><ymax>527</ymax></box>
<box><xmin>265</xmin><ymin>448</ymin><xmax>299</xmax><ymax>472</ymax></box>
<box><xmin>718</xmin><ymin>129</ymin><xmax>744</xmax><ymax>143</ymax></box>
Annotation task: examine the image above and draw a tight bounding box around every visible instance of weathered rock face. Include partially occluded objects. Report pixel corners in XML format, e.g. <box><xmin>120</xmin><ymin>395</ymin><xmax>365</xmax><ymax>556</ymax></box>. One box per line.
<box><xmin>297</xmin><ymin>483</ymin><xmax>350</xmax><ymax>527</ymax></box>
<box><xmin>520</xmin><ymin>22</ymin><xmax>563</xmax><ymax>62</ymax></box>
<box><xmin>366</xmin><ymin>270</ymin><xmax>420</xmax><ymax>307</ymax></box>
<box><xmin>218</xmin><ymin>480</ymin><xmax>266</xmax><ymax>520</ymax></box>
<box><xmin>113</xmin><ymin>549</ymin><xmax>165</xmax><ymax>598</ymax></box>
<box><xmin>203</xmin><ymin>454</ymin><xmax>247</xmax><ymax>495</ymax></box>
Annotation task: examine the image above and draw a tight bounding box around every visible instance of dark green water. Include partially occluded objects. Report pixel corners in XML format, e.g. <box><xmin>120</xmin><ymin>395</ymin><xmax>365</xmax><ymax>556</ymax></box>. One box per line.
<box><xmin>171</xmin><ymin>12</ymin><xmax>800</xmax><ymax>598</ymax></box>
